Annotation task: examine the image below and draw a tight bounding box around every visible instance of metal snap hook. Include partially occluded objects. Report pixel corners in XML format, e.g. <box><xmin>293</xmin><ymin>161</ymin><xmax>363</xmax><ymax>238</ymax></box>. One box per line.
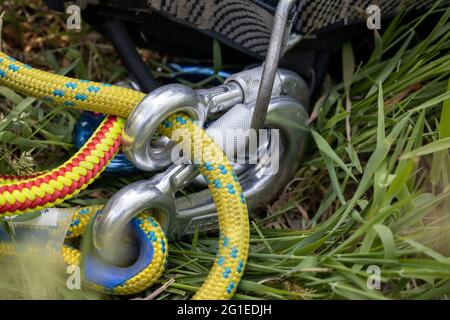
<box><xmin>122</xmin><ymin>84</ymin><xmax>207</xmax><ymax>172</ymax></box>
<box><xmin>90</xmin><ymin>163</ymin><xmax>197</xmax><ymax>265</ymax></box>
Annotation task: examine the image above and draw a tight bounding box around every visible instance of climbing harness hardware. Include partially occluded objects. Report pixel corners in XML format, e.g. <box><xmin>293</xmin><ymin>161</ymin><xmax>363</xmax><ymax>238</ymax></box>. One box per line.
<box><xmin>109</xmin><ymin>67</ymin><xmax>310</xmax><ymax>239</ymax></box>
<box><xmin>0</xmin><ymin>0</ymin><xmax>308</xmax><ymax>299</ymax></box>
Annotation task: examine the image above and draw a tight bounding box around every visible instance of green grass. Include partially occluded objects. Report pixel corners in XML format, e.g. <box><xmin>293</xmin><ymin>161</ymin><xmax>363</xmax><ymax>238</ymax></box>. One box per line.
<box><xmin>161</xmin><ymin>6</ymin><xmax>450</xmax><ymax>300</ymax></box>
<box><xmin>0</xmin><ymin>1</ymin><xmax>450</xmax><ymax>300</ymax></box>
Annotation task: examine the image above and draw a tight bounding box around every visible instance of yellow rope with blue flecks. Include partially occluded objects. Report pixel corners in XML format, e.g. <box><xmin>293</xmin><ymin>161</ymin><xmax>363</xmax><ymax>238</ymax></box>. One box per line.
<box><xmin>0</xmin><ymin>51</ymin><xmax>249</xmax><ymax>299</ymax></box>
<box><xmin>62</xmin><ymin>205</ymin><xmax>168</xmax><ymax>295</ymax></box>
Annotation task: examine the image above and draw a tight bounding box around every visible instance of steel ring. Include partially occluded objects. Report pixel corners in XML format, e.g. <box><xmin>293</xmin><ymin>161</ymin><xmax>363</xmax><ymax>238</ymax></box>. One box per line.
<box><xmin>122</xmin><ymin>84</ymin><xmax>207</xmax><ymax>172</ymax></box>
<box><xmin>170</xmin><ymin>95</ymin><xmax>309</xmax><ymax>237</ymax></box>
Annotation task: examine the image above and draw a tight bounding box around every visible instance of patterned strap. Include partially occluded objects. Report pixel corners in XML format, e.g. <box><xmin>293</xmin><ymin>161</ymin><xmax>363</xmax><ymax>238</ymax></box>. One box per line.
<box><xmin>131</xmin><ymin>0</ymin><xmax>449</xmax><ymax>57</ymax></box>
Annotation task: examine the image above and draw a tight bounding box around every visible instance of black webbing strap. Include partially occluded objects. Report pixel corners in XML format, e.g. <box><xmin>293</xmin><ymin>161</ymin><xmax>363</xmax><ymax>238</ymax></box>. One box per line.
<box><xmin>137</xmin><ymin>0</ymin><xmax>448</xmax><ymax>58</ymax></box>
<box><xmin>44</xmin><ymin>0</ymin><xmax>449</xmax><ymax>58</ymax></box>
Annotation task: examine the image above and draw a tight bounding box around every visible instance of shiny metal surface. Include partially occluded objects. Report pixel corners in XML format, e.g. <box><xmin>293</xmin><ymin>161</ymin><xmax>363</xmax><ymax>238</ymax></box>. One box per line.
<box><xmin>123</xmin><ymin>82</ymin><xmax>246</xmax><ymax>172</ymax></box>
<box><xmin>278</xmin><ymin>69</ymin><xmax>310</xmax><ymax>109</ymax></box>
<box><xmin>122</xmin><ymin>84</ymin><xmax>207</xmax><ymax>172</ymax></box>
<box><xmin>92</xmin><ymin>163</ymin><xmax>198</xmax><ymax>264</ymax></box>
<box><xmin>251</xmin><ymin>0</ymin><xmax>297</xmax><ymax>131</ymax></box>
<box><xmin>98</xmin><ymin>9</ymin><xmax>311</xmax><ymax>249</ymax></box>
<box><xmin>121</xmin><ymin>66</ymin><xmax>304</xmax><ymax>173</ymax></box>
<box><xmin>197</xmin><ymin>82</ymin><xmax>244</xmax><ymax>115</ymax></box>
<box><xmin>171</xmin><ymin>95</ymin><xmax>309</xmax><ymax>237</ymax></box>
<box><xmin>93</xmin><ymin>94</ymin><xmax>308</xmax><ymax>247</ymax></box>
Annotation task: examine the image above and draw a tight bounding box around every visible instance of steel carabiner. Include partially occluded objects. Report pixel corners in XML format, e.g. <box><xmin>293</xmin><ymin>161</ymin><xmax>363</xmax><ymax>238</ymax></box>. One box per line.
<box><xmin>90</xmin><ymin>164</ymin><xmax>197</xmax><ymax>265</ymax></box>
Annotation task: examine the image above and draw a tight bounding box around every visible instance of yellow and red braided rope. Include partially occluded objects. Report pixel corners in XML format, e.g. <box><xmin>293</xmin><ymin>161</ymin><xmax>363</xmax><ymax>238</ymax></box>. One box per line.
<box><xmin>0</xmin><ymin>116</ymin><xmax>123</xmax><ymax>215</ymax></box>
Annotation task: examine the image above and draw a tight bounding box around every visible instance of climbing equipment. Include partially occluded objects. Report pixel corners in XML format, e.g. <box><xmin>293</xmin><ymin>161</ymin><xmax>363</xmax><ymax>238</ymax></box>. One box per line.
<box><xmin>89</xmin><ymin>0</ymin><xmax>308</xmax><ymax>242</ymax></box>
<box><xmin>111</xmin><ymin>67</ymin><xmax>310</xmax><ymax>238</ymax></box>
<box><xmin>0</xmin><ymin>114</ymin><xmax>123</xmax><ymax>215</ymax></box>
<box><xmin>45</xmin><ymin>0</ymin><xmax>445</xmax><ymax>58</ymax></box>
<box><xmin>0</xmin><ymin>49</ymin><xmax>252</xmax><ymax>297</ymax></box>
<box><xmin>73</xmin><ymin>78</ymin><xmax>142</xmax><ymax>174</ymax></box>
<box><xmin>174</xmin><ymin>94</ymin><xmax>309</xmax><ymax>237</ymax></box>
<box><xmin>75</xmin><ymin>112</ymin><xmax>137</xmax><ymax>173</ymax></box>
<box><xmin>73</xmin><ymin>67</ymin><xmax>234</xmax><ymax>174</ymax></box>
<box><xmin>0</xmin><ymin>53</ymin><xmax>248</xmax><ymax>297</ymax></box>
<box><xmin>250</xmin><ymin>0</ymin><xmax>297</xmax><ymax>131</ymax></box>
<box><xmin>0</xmin><ymin>0</ymin><xmax>308</xmax><ymax>299</ymax></box>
